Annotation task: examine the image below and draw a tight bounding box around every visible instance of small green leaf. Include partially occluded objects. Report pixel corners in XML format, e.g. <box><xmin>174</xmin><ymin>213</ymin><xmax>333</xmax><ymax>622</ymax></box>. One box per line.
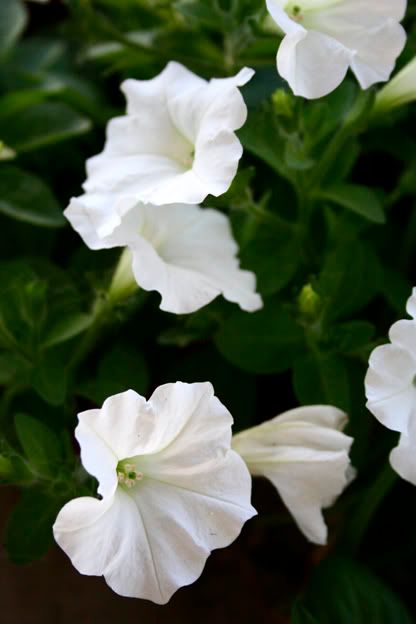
<box><xmin>31</xmin><ymin>349</ymin><xmax>67</xmax><ymax>406</ymax></box>
<box><xmin>42</xmin><ymin>313</ymin><xmax>93</xmax><ymax>349</ymax></box>
<box><xmin>0</xmin><ymin>102</ymin><xmax>92</xmax><ymax>152</ymax></box>
<box><xmin>215</xmin><ymin>303</ymin><xmax>304</xmax><ymax>374</ymax></box>
<box><xmin>0</xmin><ymin>166</ymin><xmax>65</xmax><ymax>227</ymax></box>
<box><xmin>0</xmin><ymin>0</ymin><xmax>27</xmax><ymax>56</ymax></box>
<box><xmin>317</xmin><ymin>184</ymin><xmax>385</xmax><ymax>224</ymax></box>
<box><xmin>316</xmin><ymin>241</ymin><xmax>382</xmax><ymax>322</ymax></box>
<box><xmin>15</xmin><ymin>413</ymin><xmax>61</xmax><ymax>477</ymax></box>
<box><xmin>5</xmin><ymin>489</ymin><xmax>62</xmax><ymax>564</ymax></box>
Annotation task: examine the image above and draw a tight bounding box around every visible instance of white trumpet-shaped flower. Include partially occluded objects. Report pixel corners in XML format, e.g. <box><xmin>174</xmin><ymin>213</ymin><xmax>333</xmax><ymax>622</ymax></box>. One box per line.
<box><xmin>365</xmin><ymin>288</ymin><xmax>416</xmax><ymax>435</ymax></box>
<box><xmin>365</xmin><ymin>289</ymin><xmax>416</xmax><ymax>487</ymax></box>
<box><xmin>64</xmin><ymin>197</ymin><xmax>262</xmax><ymax>314</ymax></box>
<box><xmin>266</xmin><ymin>0</ymin><xmax>407</xmax><ymax>99</ymax></box>
<box><xmin>232</xmin><ymin>405</ymin><xmax>354</xmax><ymax>545</ymax></box>
<box><xmin>374</xmin><ymin>56</ymin><xmax>416</xmax><ymax>115</ymax></box>
<box><xmin>53</xmin><ymin>383</ymin><xmax>256</xmax><ymax>604</ymax></box>
<box><xmin>81</xmin><ymin>62</ymin><xmax>253</xmax><ymax>210</ymax></box>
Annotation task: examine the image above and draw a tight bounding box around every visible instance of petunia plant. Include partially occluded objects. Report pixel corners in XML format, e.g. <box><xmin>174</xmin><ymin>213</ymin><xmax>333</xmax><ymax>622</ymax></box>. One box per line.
<box><xmin>1</xmin><ymin>0</ymin><xmax>416</xmax><ymax>620</ymax></box>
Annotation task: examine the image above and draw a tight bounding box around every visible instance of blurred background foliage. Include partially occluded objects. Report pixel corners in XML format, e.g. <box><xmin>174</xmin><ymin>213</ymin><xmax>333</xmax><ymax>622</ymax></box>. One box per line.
<box><xmin>1</xmin><ymin>0</ymin><xmax>416</xmax><ymax>621</ymax></box>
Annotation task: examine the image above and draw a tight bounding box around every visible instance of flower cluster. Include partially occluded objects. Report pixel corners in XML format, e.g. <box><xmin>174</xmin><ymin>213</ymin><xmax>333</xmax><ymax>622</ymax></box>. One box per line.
<box><xmin>54</xmin><ymin>384</ymin><xmax>353</xmax><ymax>602</ymax></box>
<box><xmin>52</xmin><ymin>0</ymin><xmax>414</xmax><ymax>606</ymax></box>
<box><xmin>65</xmin><ymin>63</ymin><xmax>262</xmax><ymax>315</ymax></box>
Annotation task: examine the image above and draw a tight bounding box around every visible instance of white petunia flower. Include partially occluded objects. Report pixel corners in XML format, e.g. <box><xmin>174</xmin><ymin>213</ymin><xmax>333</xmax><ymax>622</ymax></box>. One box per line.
<box><xmin>365</xmin><ymin>288</ymin><xmax>416</xmax><ymax>435</ymax></box>
<box><xmin>374</xmin><ymin>56</ymin><xmax>416</xmax><ymax>115</ymax></box>
<box><xmin>266</xmin><ymin>0</ymin><xmax>407</xmax><ymax>99</ymax></box>
<box><xmin>232</xmin><ymin>405</ymin><xmax>354</xmax><ymax>545</ymax></box>
<box><xmin>81</xmin><ymin>62</ymin><xmax>254</xmax><ymax>208</ymax></box>
<box><xmin>64</xmin><ymin>196</ymin><xmax>262</xmax><ymax>314</ymax></box>
<box><xmin>53</xmin><ymin>383</ymin><xmax>256</xmax><ymax>603</ymax></box>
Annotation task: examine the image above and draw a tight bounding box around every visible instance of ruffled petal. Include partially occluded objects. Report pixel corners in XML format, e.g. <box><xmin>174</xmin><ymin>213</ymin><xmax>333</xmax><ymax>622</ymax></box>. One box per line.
<box><xmin>365</xmin><ymin>343</ymin><xmax>416</xmax><ymax>433</ymax></box>
<box><xmin>64</xmin><ymin>193</ymin><xmax>137</xmax><ymax>248</ymax></box>
<box><xmin>53</xmin><ymin>490</ymin><xmax>174</xmax><ymax>603</ymax></box>
<box><xmin>232</xmin><ymin>405</ymin><xmax>353</xmax><ymax>544</ymax></box>
<box><xmin>277</xmin><ymin>29</ymin><xmax>351</xmax><ymax>99</ymax></box>
<box><xmin>127</xmin><ymin>203</ymin><xmax>262</xmax><ymax>314</ymax></box>
<box><xmin>305</xmin><ymin>0</ymin><xmax>406</xmax><ymax>88</ymax></box>
<box><xmin>77</xmin><ymin>390</ymin><xmax>149</xmax><ymax>461</ymax></box>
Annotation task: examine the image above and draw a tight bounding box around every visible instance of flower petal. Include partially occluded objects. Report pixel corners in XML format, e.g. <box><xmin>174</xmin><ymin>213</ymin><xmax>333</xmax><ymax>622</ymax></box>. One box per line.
<box><xmin>127</xmin><ymin>203</ymin><xmax>262</xmax><ymax>314</ymax></box>
<box><xmin>390</xmin><ymin>428</ymin><xmax>416</xmax><ymax>487</ymax></box>
<box><xmin>232</xmin><ymin>405</ymin><xmax>353</xmax><ymax>544</ymax></box>
<box><xmin>53</xmin><ymin>490</ymin><xmax>172</xmax><ymax>603</ymax></box>
<box><xmin>305</xmin><ymin>0</ymin><xmax>406</xmax><ymax>88</ymax></box>
<box><xmin>365</xmin><ymin>343</ymin><xmax>416</xmax><ymax>433</ymax></box>
<box><xmin>77</xmin><ymin>389</ymin><xmax>149</xmax><ymax>461</ymax></box>
<box><xmin>277</xmin><ymin>29</ymin><xmax>351</xmax><ymax>99</ymax></box>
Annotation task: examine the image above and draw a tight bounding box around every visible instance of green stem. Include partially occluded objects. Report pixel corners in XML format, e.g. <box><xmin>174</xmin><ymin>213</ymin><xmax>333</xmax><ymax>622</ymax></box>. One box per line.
<box><xmin>307</xmin><ymin>90</ymin><xmax>375</xmax><ymax>191</ymax></box>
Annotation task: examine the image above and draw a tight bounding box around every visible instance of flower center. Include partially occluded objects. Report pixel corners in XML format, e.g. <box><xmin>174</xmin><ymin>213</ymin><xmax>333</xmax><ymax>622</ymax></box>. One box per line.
<box><xmin>286</xmin><ymin>2</ymin><xmax>304</xmax><ymax>21</ymax></box>
<box><xmin>117</xmin><ymin>461</ymin><xmax>143</xmax><ymax>489</ymax></box>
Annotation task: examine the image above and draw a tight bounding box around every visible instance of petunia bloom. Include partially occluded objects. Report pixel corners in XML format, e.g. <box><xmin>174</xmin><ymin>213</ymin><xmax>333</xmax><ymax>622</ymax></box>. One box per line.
<box><xmin>374</xmin><ymin>56</ymin><xmax>416</xmax><ymax>116</ymax></box>
<box><xmin>266</xmin><ymin>0</ymin><xmax>407</xmax><ymax>99</ymax></box>
<box><xmin>232</xmin><ymin>405</ymin><xmax>354</xmax><ymax>545</ymax></box>
<box><xmin>53</xmin><ymin>383</ymin><xmax>256</xmax><ymax>603</ymax></box>
<box><xmin>81</xmin><ymin>62</ymin><xmax>254</xmax><ymax>209</ymax></box>
<box><xmin>365</xmin><ymin>288</ymin><xmax>416</xmax><ymax>487</ymax></box>
<box><xmin>64</xmin><ymin>196</ymin><xmax>262</xmax><ymax>314</ymax></box>
<box><xmin>365</xmin><ymin>288</ymin><xmax>416</xmax><ymax>435</ymax></box>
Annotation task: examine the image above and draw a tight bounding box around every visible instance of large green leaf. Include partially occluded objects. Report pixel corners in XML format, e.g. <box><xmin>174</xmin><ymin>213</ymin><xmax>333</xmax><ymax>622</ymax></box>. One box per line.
<box><xmin>294</xmin><ymin>558</ymin><xmax>413</xmax><ymax>624</ymax></box>
<box><xmin>0</xmin><ymin>102</ymin><xmax>91</xmax><ymax>152</ymax></box>
<box><xmin>0</xmin><ymin>166</ymin><xmax>64</xmax><ymax>227</ymax></box>
<box><xmin>215</xmin><ymin>303</ymin><xmax>304</xmax><ymax>374</ymax></box>
<box><xmin>15</xmin><ymin>413</ymin><xmax>61</xmax><ymax>478</ymax></box>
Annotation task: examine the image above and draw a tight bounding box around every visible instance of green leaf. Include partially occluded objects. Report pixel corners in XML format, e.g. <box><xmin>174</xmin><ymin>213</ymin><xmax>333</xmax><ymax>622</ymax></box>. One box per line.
<box><xmin>317</xmin><ymin>184</ymin><xmax>385</xmax><ymax>224</ymax></box>
<box><xmin>5</xmin><ymin>489</ymin><xmax>62</xmax><ymax>564</ymax></box>
<box><xmin>316</xmin><ymin>241</ymin><xmax>382</xmax><ymax>322</ymax></box>
<box><xmin>42</xmin><ymin>312</ymin><xmax>93</xmax><ymax>349</ymax></box>
<box><xmin>238</xmin><ymin>108</ymin><xmax>287</xmax><ymax>177</ymax></box>
<box><xmin>15</xmin><ymin>413</ymin><xmax>61</xmax><ymax>477</ymax></box>
<box><xmin>215</xmin><ymin>303</ymin><xmax>304</xmax><ymax>374</ymax></box>
<box><xmin>295</xmin><ymin>558</ymin><xmax>413</xmax><ymax>624</ymax></box>
<box><xmin>327</xmin><ymin>321</ymin><xmax>375</xmax><ymax>354</ymax></box>
<box><xmin>79</xmin><ymin>343</ymin><xmax>149</xmax><ymax>405</ymax></box>
<box><xmin>0</xmin><ymin>0</ymin><xmax>27</xmax><ymax>56</ymax></box>
<box><xmin>293</xmin><ymin>352</ymin><xmax>350</xmax><ymax>411</ymax></box>
<box><xmin>240</xmin><ymin>223</ymin><xmax>301</xmax><ymax>295</ymax></box>
<box><xmin>0</xmin><ymin>166</ymin><xmax>65</xmax><ymax>227</ymax></box>
<box><xmin>0</xmin><ymin>102</ymin><xmax>92</xmax><ymax>152</ymax></box>
<box><xmin>31</xmin><ymin>349</ymin><xmax>68</xmax><ymax>406</ymax></box>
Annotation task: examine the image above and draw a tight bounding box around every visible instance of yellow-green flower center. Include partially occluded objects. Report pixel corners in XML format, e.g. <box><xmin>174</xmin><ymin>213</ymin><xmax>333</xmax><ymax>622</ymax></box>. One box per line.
<box><xmin>117</xmin><ymin>461</ymin><xmax>143</xmax><ymax>489</ymax></box>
